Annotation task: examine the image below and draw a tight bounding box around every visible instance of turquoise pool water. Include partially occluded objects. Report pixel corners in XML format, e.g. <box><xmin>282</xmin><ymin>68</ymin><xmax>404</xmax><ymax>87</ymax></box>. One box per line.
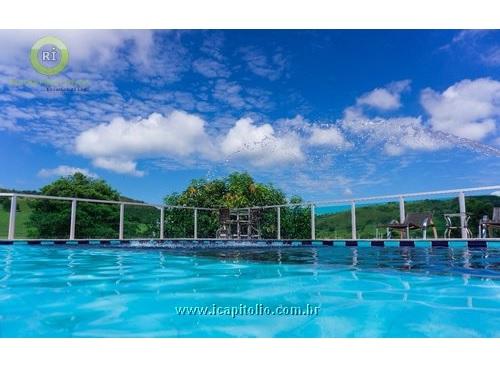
<box><xmin>0</xmin><ymin>244</ymin><xmax>499</xmax><ymax>337</ymax></box>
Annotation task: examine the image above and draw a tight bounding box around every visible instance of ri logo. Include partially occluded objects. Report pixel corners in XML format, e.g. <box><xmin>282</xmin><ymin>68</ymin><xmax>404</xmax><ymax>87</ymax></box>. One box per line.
<box><xmin>30</xmin><ymin>36</ymin><xmax>69</xmax><ymax>76</ymax></box>
<box><xmin>42</xmin><ymin>47</ymin><xmax>59</xmax><ymax>62</ymax></box>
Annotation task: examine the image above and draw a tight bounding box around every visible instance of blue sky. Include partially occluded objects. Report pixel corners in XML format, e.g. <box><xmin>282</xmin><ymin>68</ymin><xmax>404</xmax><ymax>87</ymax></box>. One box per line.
<box><xmin>0</xmin><ymin>30</ymin><xmax>499</xmax><ymax>203</ymax></box>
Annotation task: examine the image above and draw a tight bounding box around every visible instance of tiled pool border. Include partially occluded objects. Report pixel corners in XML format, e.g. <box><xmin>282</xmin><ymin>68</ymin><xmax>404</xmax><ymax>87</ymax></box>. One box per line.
<box><xmin>0</xmin><ymin>239</ymin><xmax>499</xmax><ymax>249</ymax></box>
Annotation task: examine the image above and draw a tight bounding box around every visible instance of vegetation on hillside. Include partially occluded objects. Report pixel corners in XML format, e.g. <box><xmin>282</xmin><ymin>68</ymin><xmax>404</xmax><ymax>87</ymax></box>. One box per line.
<box><xmin>0</xmin><ymin>188</ymin><xmax>46</xmax><ymax>238</ymax></box>
<box><xmin>315</xmin><ymin>196</ymin><xmax>500</xmax><ymax>239</ymax></box>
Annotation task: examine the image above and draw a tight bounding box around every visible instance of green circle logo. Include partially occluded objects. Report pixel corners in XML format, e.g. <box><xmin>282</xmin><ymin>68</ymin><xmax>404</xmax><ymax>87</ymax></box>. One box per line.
<box><xmin>30</xmin><ymin>36</ymin><xmax>69</xmax><ymax>76</ymax></box>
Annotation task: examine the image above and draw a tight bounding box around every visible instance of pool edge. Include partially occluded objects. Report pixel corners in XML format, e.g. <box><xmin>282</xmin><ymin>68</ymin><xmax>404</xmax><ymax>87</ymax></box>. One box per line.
<box><xmin>0</xmin><ymin>238</ymin><xmax>499</xmax><ymax>249</ymax></box>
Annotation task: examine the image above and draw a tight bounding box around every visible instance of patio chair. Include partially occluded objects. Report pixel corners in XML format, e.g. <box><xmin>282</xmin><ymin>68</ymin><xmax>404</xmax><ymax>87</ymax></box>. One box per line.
<box><xmin>216</xmin><ymin>208</ymin><xmax>231</xmax><ymax>239</ymax></box>
<box><xmin>479</xmin><ymin>207</ymin><xmax>500</xmax><ymax>238</ymax></box>
<box><xmin>386</xmin><ymin>212</ymin><xmax>437</xmax><ymax>239</ymax></box>
<box><xmin>444</xmin><ymin>213</ymin><xmax>472</xmax><ymax>239</ymax></box>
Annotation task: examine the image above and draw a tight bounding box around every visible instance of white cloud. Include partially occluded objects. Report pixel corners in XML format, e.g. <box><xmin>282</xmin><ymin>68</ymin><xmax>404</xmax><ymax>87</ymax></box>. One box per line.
<box><xmin>213</xmin><ymin>80</ymin><xmax>246</xmax><ymax>108</ymax></box>
<box><xmin>356</xmin><ymin>80</ymin><xmax>411</xmax><ymax>110</ymax></box>
<box><xmin>421</xmin><ymin>78</ymin><xmax>500</xmax><ymax>141</ymax></box>
<box><xmin>340</xmin><ymin>79</ymin><xmax>500</xmax><ymax>156</ymax></box>
<box><xmin>441</xmin><ymin>30</ymin><xmax>500</xmax><ymax>67</ymax></box>
<box><xmin>212</xmin><ymin>79</ymin><xmax>273</xmax><ymax>110</ymax></box>
<box><xmin>199</xmin><ymin>31</ymin><xmax>225</xmax><ymax>60</ymax></box>
<box><xmin>0</xmin><ymin>118</ymin><xmax>23</xmax><ymax>132</ymax></box>
<box><xmin>343</xmin><ymin>105</ymin><xmax>366</xmax><ymax>122</ymax></box>
<box><xmin>75</xmin><ymin>111</ymin><xmax>307</xmax><ymax>175</ymax></box>
<box><xmin>75</xmin><ymin>111</ymin><xmax>216</xmax><ymax>176</ymax></box>
<box><xmin>491</xmin><ymin>191</ymin><xmax>500</xmax><ymax>197</ymax></box>
<box><xmin>343</xmin><ymin>187</ymin><xmax>353</xmax><ymax>196</ymax></box>
<box><xmin>239</xmin><ymin>47</ymin><xmax>287</xmax><ymax>81</ymax></box>
<box><xmin>38</xmin><ymin>165</ymin><xmax>97</xmax><ymax>178</ymax></box>
<box><xmin>275</xmin><ymin>115</ymin><xmax>311</xmax><ymax>131</ymax></box>
<box><xmin>92</xmin><ymin>158</ymin><xmax>143</xmax><ymax>177</ymax></box>
<box><xmin>341</xmin><ymin>80</ymin><xmax>449</xmax><ymax>156</ymax></box>
<box><xmin>342</xmin><ymin>115</ymin><xmax>449</xmax><ymax>156</ymax></box>
<box><xmin>220</xmin><ymin>118</ymin><xmax>304</xmax><ymax>167</ymax></box>
<box><xmin>308</xmin><ymin>127</ymin><xmax>352</xmax><ymax>149</ymax></box>
<box><xmin>482</xmin><ymin>46</ymin><xmax>500</xmax><ymax>66</ymax></box>
<box><xmin>450</xmin><ymin>30</ymin><xmax>488</xmax><ymax>45</ymax></box>
<box><xmin>192</xmin><ymin>58</ymin><xmax>229</xmax><ymax>78</ymax></box>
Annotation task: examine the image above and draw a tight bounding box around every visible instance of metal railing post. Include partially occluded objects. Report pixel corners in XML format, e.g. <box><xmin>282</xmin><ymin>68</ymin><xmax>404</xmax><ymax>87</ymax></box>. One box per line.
<box><xmin>8</xmin><ymin>194</ymin><xmax>16</xmax><ymax>240</ymax></box>
<box><xmin>351</xmin><ymin>201</ymin><xmax>356</xmax><ymax>240</ymax></box>
<box><xmin>399</xmin><ymin>196</ymin><xmax>405</xmax><ymax>223</ymax></box>
<box><xmin>277</xmin><ymin>206</ymin><xmax>281</xmax><ymax>240</ymax></box>
<box><xmin>194</xmin><ymin>208</ymin><xmax>198</xmax><ymax>239</ymax></box>
<box><xmin>458</xmin><ymin>191</ymin><xmax>467</xmax><ymax>239</ymax></box>
<box><xmin>70</xmin><ymin>199</ymin><xmax>77</xmax><ymax>240</ymax></box>
<box><xmin>119</xmin><ymin>203</ymin><xmax>125</xmax><ymax>240</ymax></box>
<box><xmin>311</xmin><ymin>204</ymin><xmax>316</xmax><ymax>240</ymax></box>
<box><xmin>160</xmin><ymin>207</ymin><xmax>165</xmax><ymax>240</ymax></box>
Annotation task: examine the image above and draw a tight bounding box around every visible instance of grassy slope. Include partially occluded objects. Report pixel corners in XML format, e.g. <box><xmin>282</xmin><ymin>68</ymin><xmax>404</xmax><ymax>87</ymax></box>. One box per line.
<box><xmin>0</xmin><ymin>199</ymin><xmax>33</xmax><ymax>238</ymax></box>
<box><xmin>316</xmin><ymin>195</ymin><xmax>500</xmax><ymax>239</ymax></box>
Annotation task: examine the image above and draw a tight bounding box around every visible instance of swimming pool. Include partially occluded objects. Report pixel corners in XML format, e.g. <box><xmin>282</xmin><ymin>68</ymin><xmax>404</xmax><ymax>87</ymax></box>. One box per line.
<box><xmin>0</xmin><ymin>241</ymin><xmax>499</xmax><ymax>337</ymax></box>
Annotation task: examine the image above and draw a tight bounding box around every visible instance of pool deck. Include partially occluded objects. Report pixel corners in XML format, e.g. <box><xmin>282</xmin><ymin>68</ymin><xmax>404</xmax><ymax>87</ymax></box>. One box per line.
<box><xmin>0</xmin><ymin>238</ymin><xmax>499</xmax><ymax>248</ymax></box>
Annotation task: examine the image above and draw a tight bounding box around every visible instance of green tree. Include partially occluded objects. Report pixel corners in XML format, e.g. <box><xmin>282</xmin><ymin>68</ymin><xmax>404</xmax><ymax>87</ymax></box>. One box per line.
<box><xmin>0</xmin><ymin>197</ymin><xmax>19</xmax><ymax>212</ymax></box>
<box><xmin>28</xmin><ymin>173</ymin><xmax>121</xmax><ymax>239</ymax></box>
<box><xmin>281</xmin><ymin>195</ymin><xmax>312</xmax><ymax>239</ymax></box>
<box><xmin>164</xmin><ymin>172</ymin><xmax>310</xmax><ymax>238</ymax></box>
<box><xmin>122</xmin><ymin>204</ymin><xmax>161</xmax><ymax>238</ymax></box>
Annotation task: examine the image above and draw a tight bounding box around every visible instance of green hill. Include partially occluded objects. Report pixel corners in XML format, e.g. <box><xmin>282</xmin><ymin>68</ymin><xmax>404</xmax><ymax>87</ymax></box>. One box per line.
<box><xmin>315</xmin><ymin>195</ymin><xmax>500</xmax><ymax>239</ymax></box>
<box><xmin>0</xmin><ymin>197</ymin><xmax>33</xmax><ymax>238</ymax></box>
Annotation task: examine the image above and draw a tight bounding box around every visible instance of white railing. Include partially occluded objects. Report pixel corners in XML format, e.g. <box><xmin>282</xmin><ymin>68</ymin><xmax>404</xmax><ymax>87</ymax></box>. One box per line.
<box><xmin>1</xmin><ymin>185</ymin><xmax>499</xmax><ymax>241</ymax></box>
<box><xmin>0</xmin><ymin>192</ymin><xmax>216</xmax><ymax>241</ymax></box>
<box><xmin>243</xmin><ymin>185</ymin><xmax>500</xmax><ymax>241</ymax></box>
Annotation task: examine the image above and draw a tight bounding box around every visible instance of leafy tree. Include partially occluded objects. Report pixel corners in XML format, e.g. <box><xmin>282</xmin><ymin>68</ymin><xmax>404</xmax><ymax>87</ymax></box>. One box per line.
<box><xmin>0</xmin><ymin>197</ymin><xmax>19</xmax><ymax>212</ymax></box>
<box><xmin>123</xmin><ymin>204</ymin><xmax>161</xmax><ymax>238</ymax></box>
<box><xmin>28</xmin><ymin>173</ymin><xmax>121</xmax><ymax>238</ymax></box>
<box><xmin>164</xmin><ymin>172</ymin><xmax>310</xmax><ymax>238</ymax></box>
<box><xmin>281</xmin><ymin>196</ymin><xmax>312</xmax><ymax>239</ymax></box>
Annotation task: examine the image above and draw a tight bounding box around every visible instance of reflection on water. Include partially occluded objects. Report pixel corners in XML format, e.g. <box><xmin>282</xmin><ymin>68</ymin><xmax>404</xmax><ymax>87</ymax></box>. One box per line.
<box><xmin>0</xmin><ymin>244</ymin><xmax>499</xmax><ymax>338</ymax></box>
<box><xmin>127</xmin><ymin>245</ymin><xmax>500</xmax><ymax>279</ymax></box>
